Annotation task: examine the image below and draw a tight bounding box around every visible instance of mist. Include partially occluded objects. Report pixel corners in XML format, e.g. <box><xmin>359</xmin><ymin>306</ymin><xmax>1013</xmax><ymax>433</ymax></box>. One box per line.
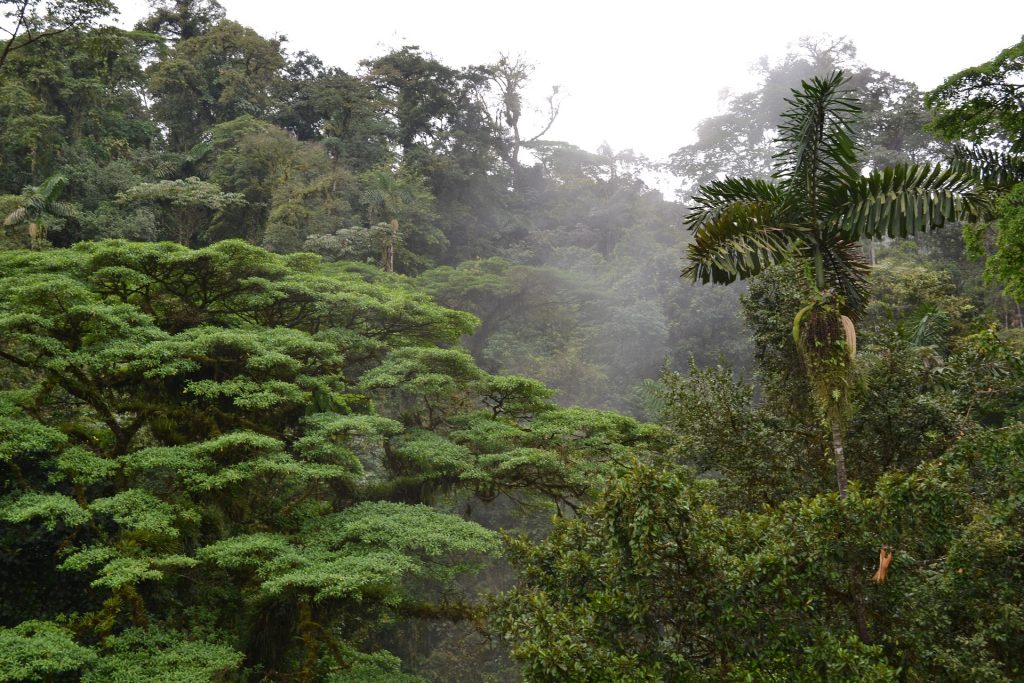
<box><xmin>3</xmin><ymin>2</ymin><xmax>1023</xmax><ymax>681</ymax></box>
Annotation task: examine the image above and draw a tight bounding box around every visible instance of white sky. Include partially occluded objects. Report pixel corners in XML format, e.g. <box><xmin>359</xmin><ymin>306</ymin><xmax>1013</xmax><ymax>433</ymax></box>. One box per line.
<box><xmin>115</xmin><ymin>1</ymin><xmax>1024</xmax><ymax>163</ymax></box>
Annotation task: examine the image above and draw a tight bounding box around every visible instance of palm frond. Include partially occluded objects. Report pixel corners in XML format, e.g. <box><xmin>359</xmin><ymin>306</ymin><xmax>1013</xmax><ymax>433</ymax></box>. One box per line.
<box><xmin>950</xmin><ymin>144</ymin><xmax>1024</xmax><ymax>189</ymax></box>
<box><xmin>3</xmin><ymin>206</ymin><xmax>28</xmax><ymax>227</ymax></box>
<box><xmin>774</xmin><ymin>71</ymin><xmax>861</xmax><ymax>189</ymax></box>
<box><xmin>801</xmin><ymin>238</ymin><xmax>871</xmax><ymax>317</ymax></box>
<box><xmin>684</xmin><ymin>177</ymin><xmax>789</xmax><ymax>230</ymax></box>
<box><xmin>186</xmin><ymin>141</ymin><xmax>214</xmax><ymax>165</ymax></box>
<box><xmin>683</xmin><ymin>202</ymin><xmax>794</xmax><ymax>284</ymax></box>
<box><xmin>36</xmin><ymin>174</ymin><xmax>68</xmax><ymax>201</ymax></box>
<box><xmin>836</xmin><ymin>163</ymin><xmax>994</xmax><ymax>240</ymax></box>
<box><xmin>47</xmin><ymin>201</ymin><xmax>76</xmax><ymax>218</ymax></box>
<box><xmin>906</xmin><ymin>305</ymin><xmax>951</xmax><ymax>348</ymax></box>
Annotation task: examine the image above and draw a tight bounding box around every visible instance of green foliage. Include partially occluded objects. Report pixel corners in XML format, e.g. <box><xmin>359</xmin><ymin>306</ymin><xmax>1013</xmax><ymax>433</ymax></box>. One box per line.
<box><xmin>2</xmin><ymin>174</ymin><xmax>74</xmax><ymax>247</ymax></box>
<box><xmin>0</xmin><ymin>620</ymin><xmax>97</xmax><ymax>682</ymax></box>
<box><xmin>973</xmin><ymin>182</ymin><xmax>1024</xmax><ymax>302</ymax></box>
<box><xmin>202</xmin><ymin>115</ymin><xmax>358</xmax><ymax>251</ymax></box>
<box><xmin>116</xmin><ymin>177</ymin><xmax>246</xmax><ymax>246</ymax></box>
<box><xmin>79</xmin><ymin>627</ymin><xmax>243</xmax><ymax>683</ymax></box>
<box><xmin>500</xmin><ymin>425</ymin><xmax>1024</xmax><ymax>681</ymax></box>
<box><xmin>656</xmin><ymin>362</ymin><xmax>820</xmax><ymax>509</ymax></box>
<box><xmin>683</xmin><ymin>71</ymin><xmax>990</xmax><ymax>316</ymax></box>
<box><xmin>0</xmin><ymin>492</ymin><xmax>89</xmax><ymax>530</ymax></box>
<box><xmin>865</xmin><ymin>252</ymin><xmax>977</xmax><ymax>339</ymax></box>
<box><xmin>0</xmin><ymin>0</ymin><xmax>117</xmax><ymax>72</ymax></box>
<box><xmin>0</xmin><ymin>239</ymin><xmax>667</xmax><ymax>680</ymax></box>
<box><xmin>325</xmin><ymin>647</ymin><xmax>426</xmax><ymax>683</ymax></box>
<box><xmin>3</xmin><ymin>8</ymin><xmax>1022</xmax><ymax>680</ymax></box>
<box><xmin>926</xmin><ymin>38</ymin><xmax>1024</xmax><ymax>154</ymax></box>
<box><xmin>145</xmin><ymin>19</ymin><xmax>286</xmax><ymax>149</ymax></box>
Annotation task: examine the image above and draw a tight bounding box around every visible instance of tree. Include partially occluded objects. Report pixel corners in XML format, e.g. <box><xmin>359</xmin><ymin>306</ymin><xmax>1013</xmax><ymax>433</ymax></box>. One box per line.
<box><xmin>361</xmin><ymin>47</ymin><xmax>515</xmax><ymax>264</ymax></box>
<box><xmin>145</xmin><ymin>19</ymin><xmax>286</xmax><ymax>149</ymax></box>
<box><xmin>0</xmin><ymin>0</ymin><xmax>115</xmax><ymax>70</ymax></box>
<box><xmin>273</xmin><ymin>52</ymin><xmax>397</xmax><ymax>170</ymax></box>
<box><xmin>926</xmin><ymin>38</ymin><xmax>1024</xmax><ymax>305</ymax></box>
<box><xmin>2</xmin><ymin>173</ymin><xmax>73</xmax><ymax>247</ymax></box>
<box><xmin>967</xmin><ymin>182</ymin><xmax>1024</xmax><ymax>302</ymax></box>
<box><xmin>925</xmin><ymin>37</ymin><xmax>1024</xmax><ymax>155</ymax></box>
<box><xmin>498</xmin><ymin>425</ymin><xmax>1024</xmax><ymax>681</ymax></box>
<box><xmin>200</xmin><ymin>116</ymin><xmax>356</xmax><ymax>250</ymax></box>
<box><xmin>135</xmin><ymin>0</ymin><xmax>224</xmax><ymax>43</ymax></box>
<box><xmin>116</xmin><ymin>177</ymin><xmax>245</xmax><ymax>246</ymax></box>
<box><xmin>670</xmin><ymin>38</ymin><xmax>945</xmax><ymax>198</ymax></box>
<box><xmin>417</xmin><ymin>257</ymin><xmax>588</xmax><ymax>365</ymax></box>
<box><xmin>0</xmin><ymin>25</ymin><xmax>155</xmax><ymax>195</ymax></box>
<box><xmin>0</xmin><ymin>239</ymin><xmax>670</xmax><ymax>681</ymax></box>
<box><xmin>304</xmin><ymin>169</ymin><xmax>440</xmax><ymax>273</ymax></box>
<box><xmin>477</xmin><ymin>54</ymin><xmax>561</xmax><ymax>183</ymax></box>
<box><xmin>359</xmin><ymin>169</ymin><xmax>426</xmax><ymax>273</ymax></box>
<box><xmin>681</xmin><ymin>71</ymin><xmax>990</xmax><ymax>498</ymax></box>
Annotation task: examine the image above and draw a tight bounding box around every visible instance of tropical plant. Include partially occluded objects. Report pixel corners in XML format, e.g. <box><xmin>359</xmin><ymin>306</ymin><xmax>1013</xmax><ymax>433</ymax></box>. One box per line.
<box><xmin>359</xmin><ymin>169</ymin><xmax>425</xmax><ymax>272</ymax></box>
<box><xmin>681</xmin><ymin>71</ymin><xmax>992</xmax><ymax>497</ymax></box>
<box><xmin>2</xmin><ymin>174</ymin><xmax>74</xmax><ymax>247</ymax></box>
<box><xmin>950</xmin><ymin>144</ymin><xmax>1024</xmax><ymax>190</ymax></box>
<box><xmin>683</xmin><ymin>71</ymin><xmax>990</xmax><ymax>311</ymax></box>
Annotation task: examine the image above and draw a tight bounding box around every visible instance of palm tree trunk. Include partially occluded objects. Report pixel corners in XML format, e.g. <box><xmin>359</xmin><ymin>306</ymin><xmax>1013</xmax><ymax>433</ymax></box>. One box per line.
<box><xmin>828</xmin><ymin>405</ymin><xmax>848</xmax><ymax>500</ymax></box>
<box><xmin>829</xmin><ymin>405</ymin><xmax>868</xmax><ymax>642</ymax></box>
<box><xmin>813</xmin><ymin>245</ymin><xmax>826</xmax><ymax>289</ymax></box>
<box><xmin>384</xmin><ymin>219</ymin><xmax>398</xmax><ymax>273</ymax></box>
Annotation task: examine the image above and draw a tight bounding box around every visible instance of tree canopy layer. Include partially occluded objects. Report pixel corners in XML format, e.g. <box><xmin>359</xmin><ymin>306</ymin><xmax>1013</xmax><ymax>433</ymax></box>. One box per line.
<box><xmin>3</xmin><ymin>6</ymin><xmax>1024</xmax><ymax>681</ymax></box>
<box><xmin>499</xmin><ymin>425</ymin><xmax>1024</xmax><ymax>682</ymax></box>
<box><xmin>0</xmin><ymin>240</ymin><xmax>667</xmax><ymax>681</ymax></box>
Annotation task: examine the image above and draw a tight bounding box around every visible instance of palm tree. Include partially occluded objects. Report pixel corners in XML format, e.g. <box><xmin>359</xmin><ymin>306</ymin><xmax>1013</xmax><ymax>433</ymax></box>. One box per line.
<box><xmin>682</xmin><ymin>72</ymin><xmax>992</xmax><ymax>498</ymax></box>
<box><xmin>3</xmin><ymin>174</ymin><xmax>75</xmax><ymax>248</ymax></box>
<box><xmin>359</xmin><ymin>170</ymin><xmax>417</xmax><ymax>273</ymax></box>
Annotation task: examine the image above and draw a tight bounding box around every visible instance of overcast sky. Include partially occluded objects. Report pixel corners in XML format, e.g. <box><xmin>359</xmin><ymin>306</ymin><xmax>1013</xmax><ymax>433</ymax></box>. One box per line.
<box><xmin>116</xmin><ymin>1</ymin><xmax>1023</xmax><ymax>162</ymax></box>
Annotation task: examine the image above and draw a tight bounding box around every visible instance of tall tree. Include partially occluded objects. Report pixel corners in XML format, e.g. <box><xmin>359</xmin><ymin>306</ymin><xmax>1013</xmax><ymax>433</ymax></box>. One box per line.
<box><xmin>362</xmin><ymin>47</ymin><xmax>514</xmax><ymax>262</ymax></box>
<box><xmin>926</xmin><ymin>37</ymin><xmax>1024</xmax><ymax>155</ymax></box>
<box><xmin>681</xmin><ymin>71</ymin><xmax>990</xmax><ymax>498</ymax></box>
<box><xmin>0</xmin><ymin>25</ymin><xmax>154</xmax><ymax>193</ymax></box>
<box><xmin>0</xmin><ymin>240</ymin><xmax>667</xmax><ymax>680</ymax></box>
<box><xmin>115</xmin><ymin>176</ymin><xmax>245</xmax><ymax>245</ymax></box>
<box><xmin>0</xmin><ymin>0</ymin><xmax>115</xmax><ymax>70</ymax></box>
<box><xmin>477</xmin><ymin>54</ymin><xmax>561</xmax><ymax>183</ymax></box>
<box><xmin>135</xmin><ymin>0</ymin><xmax>224</xmax><ymax>43</ymax></box>
<box><xmin>145</xmin><ymin>19</ymin><xmax>286</xmax><ymax>149</ymax></box>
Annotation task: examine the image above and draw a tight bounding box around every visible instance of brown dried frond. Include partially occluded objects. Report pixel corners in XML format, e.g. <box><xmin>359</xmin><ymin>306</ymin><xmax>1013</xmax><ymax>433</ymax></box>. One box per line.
<box><xmin>872</xmin><ymin>545</ymin><xmax>894</xmax><ymax>584</ymax></box>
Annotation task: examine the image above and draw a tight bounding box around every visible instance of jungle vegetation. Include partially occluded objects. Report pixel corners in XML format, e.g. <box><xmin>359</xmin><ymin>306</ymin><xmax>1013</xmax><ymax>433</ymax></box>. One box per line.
<box><xmin>1</xmin><ymin>2</ymin><xmax>1023</xmax><ymax>681</ymax></box>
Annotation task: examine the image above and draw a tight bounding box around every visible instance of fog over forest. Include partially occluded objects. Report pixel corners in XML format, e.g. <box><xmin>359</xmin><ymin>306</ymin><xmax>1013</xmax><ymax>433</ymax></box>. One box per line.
<box><xmin>1</xmin><ymin>2</ymin><xmax>1023</xmax><ymax>681</ymax></box>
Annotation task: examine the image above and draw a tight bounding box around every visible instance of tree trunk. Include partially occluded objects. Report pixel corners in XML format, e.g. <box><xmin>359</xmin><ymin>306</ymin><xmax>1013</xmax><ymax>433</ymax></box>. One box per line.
<box><xmin>830</xmin><ymin>405</ymin><xmax>869</xmax><ymax>642</ymax></box>
<box><xmin>829</xmin><ymin>405</ymin><xmax>848</xmax><ymax>499</ymax></box>
<box><xmin>850</xmin><ymin>566</ymin><xmax>870</xmax><ymax>643</ymax></box>
<box><xmin>383</xmin><ymin>218</ymin><xmax>398</xmax><ymax>273</ymax></box>
<box><xmin>813</xmin><ymin>246</ymin><xmax>826</xmax><ymax>289</ymax></box>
